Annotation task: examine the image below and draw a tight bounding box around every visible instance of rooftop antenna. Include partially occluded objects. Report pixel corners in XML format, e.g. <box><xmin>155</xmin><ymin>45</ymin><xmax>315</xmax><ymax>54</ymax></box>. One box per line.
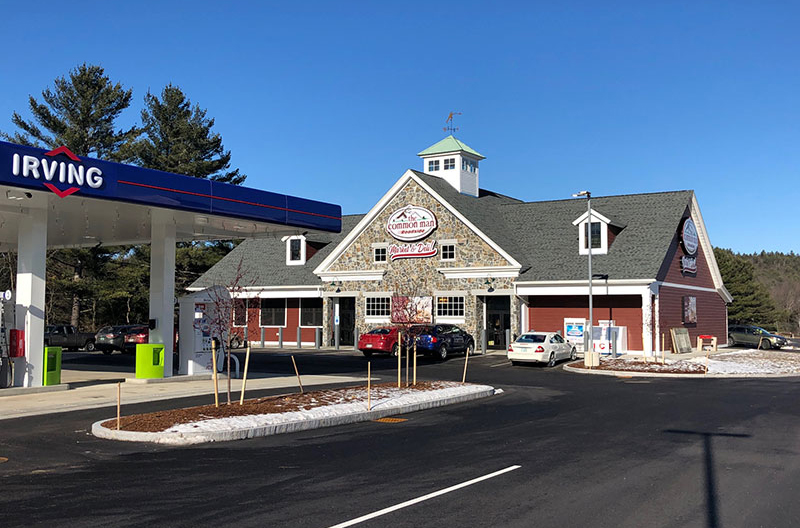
<box><xmin>443</xmin><ymin>112</ymin><xmax>462</xmax><ymax>134</ymax></box>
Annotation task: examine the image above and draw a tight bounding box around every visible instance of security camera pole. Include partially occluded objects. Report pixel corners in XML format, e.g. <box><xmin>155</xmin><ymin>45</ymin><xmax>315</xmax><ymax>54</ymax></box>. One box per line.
<box><xmin>573</xmin><ymin>190</ymin><xmax>597</xmax><ymax>367</ymax></box>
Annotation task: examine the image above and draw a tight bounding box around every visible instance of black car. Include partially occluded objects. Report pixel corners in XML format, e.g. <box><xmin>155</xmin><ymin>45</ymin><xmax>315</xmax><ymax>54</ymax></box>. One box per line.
<box><xmin>406</xmin><ymin>324</ymin><xmax>475</xmax><ymax>361</ymax></box>
<box><xmin>94</xmin><ymin>325</ymin><xmax>136</xmax><ymax>355</ymax></box>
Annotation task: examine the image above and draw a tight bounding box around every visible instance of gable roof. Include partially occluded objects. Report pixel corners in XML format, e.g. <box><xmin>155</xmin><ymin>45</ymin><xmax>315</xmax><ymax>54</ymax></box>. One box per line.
<box><xmin>417</xmin><ymin>135</ymin><xmax>485</xmax><ymax>159</ymax></box>
<box><xmin>189</xmin><ymin>214</ymin><xmax>364</xmax><ymax>290</ymax></box>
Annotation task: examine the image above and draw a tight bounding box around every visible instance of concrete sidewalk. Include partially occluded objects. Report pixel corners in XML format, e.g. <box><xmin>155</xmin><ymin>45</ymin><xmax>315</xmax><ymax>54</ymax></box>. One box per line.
<box><xmin>0</xmin><ymin>373</ymin><xmax>367</xmax><ymax>421</ymax></box>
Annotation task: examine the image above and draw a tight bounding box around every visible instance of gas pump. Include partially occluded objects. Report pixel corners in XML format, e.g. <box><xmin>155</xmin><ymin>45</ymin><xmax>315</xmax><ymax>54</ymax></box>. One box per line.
<box><xmin>178</xmin><ymin>287</ymin><xmax>229</xmax><ymax>375</ymax></box>
<box><xmin>0</xmin><ymin>290</ymin><xmax>16</xmax><ymax>388</ymax></box>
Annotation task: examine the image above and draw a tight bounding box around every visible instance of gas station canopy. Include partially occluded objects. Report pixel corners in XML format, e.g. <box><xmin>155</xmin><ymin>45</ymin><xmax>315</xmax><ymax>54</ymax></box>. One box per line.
<box><xmin>0</xmin><ymin>140</ymin><xmax>341</xmax><ymax>387</ymax></box>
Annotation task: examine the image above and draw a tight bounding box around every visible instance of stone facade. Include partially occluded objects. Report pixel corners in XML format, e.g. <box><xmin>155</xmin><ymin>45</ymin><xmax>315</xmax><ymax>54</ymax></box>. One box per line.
<box><xmin>320</xmin><ymin>179</ymin><xmax>520</xmax><ymax>344</ymax></box>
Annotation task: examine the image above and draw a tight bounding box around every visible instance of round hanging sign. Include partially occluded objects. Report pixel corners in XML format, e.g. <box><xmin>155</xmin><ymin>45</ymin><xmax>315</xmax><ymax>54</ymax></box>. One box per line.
<box><xmin>680</xmin><ymin>218</ymin><xmax>699</xmax><ymax>256</ymax></box>
<box><xmin>386</xmin><ymin>205</ymin><xmax>437</xmax><ymax>242</ymax></box>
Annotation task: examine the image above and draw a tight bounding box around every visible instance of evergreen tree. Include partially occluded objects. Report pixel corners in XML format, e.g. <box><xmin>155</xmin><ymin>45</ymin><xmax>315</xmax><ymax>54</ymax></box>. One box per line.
<box><xmin>714</xmin><ymin>248</ymin><xmax>783</xmax><ymax>329</ymax></box>
<box><xmin>2</xmin><ymin>63</ymin><xmax>136</xmax><ymax>328</ymax></box>
<box><xmin>1</xmin><ymin>63</ymin><xmax>137</xmax><ymax>158</ymax></box>
<box><xmin>121</xmin><ymin>84</ymin><xmax>245</xmax><ymax>184</ymax></box>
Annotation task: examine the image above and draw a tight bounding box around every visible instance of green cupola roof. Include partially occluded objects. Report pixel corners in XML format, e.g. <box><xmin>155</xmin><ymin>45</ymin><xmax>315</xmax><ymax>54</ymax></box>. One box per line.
<box><xmin>417</xmin><ymin>135</ymin><xmax>485</xmax><ymax>159</ymax></box>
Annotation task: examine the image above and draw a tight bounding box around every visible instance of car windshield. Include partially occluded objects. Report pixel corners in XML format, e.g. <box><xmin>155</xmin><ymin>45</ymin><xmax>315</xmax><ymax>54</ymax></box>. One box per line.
<box><xmin>516</xmin><ymin>334</ymin><xmax>546</xmax><ymax>343</ymax></box>
<box><xmin>754</xmin><ymin>327</ymin><xmax>769</xmax><ymax>334</ymax></box>
<box><xmin>98</xmin><ymin>326</ymin><xmax>113</xmax><ymax>333</ymax></box>
<box><xmin>368</xmin><ymin>328</ymin><xmax>391</xmax><ymax>335</ymax></box>
<box><xmin>111</xmin><ymin>326</ymin><xmax>130</xmax><ymax>333</ymax></box>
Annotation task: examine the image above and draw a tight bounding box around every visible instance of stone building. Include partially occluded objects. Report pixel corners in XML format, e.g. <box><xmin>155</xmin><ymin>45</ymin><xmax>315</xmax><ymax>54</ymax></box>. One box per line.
<box><xmin>191</xmin><ymin>135</ymin><xmax>731</xmax><ymax>354</ymax></box>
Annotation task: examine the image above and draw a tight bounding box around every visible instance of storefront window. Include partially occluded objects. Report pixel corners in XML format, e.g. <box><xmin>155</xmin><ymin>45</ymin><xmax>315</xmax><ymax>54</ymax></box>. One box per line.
<box><xmin>366</xmin><ymin>297</ymin><xmax>391</xmax><ymax>317</ymax></box>
<box><xmin>436</xmin><ymin>296</ymin><xmax>465</xmax><ymax>317</ymax></box>
<box><xmin>233</xmin><ymin>299</ymin><xmax>247</xmax><ymax>327</ymax></box>
<box><xmin>300</xmin><ymin>298</ymin><xmax>323</xmax><ymax>327</ymax></box>
<box><xmin>260</xmin><ymin>298</ymin><xmax>285</xmax><ymax>326</ymax></box>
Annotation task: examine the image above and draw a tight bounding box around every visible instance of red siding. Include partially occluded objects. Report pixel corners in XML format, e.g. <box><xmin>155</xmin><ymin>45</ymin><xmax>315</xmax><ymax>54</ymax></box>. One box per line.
<box><xmin>229</xmin><ymin>298</ymin><xmax>319</xmax><ymax>344</ymax></box>
<box><xmin>659</xmin><ymin>288</ymin><xmax>727</xmax><ymax>351</ymax></box>
<box><xmin>527</xmin><ymin>295</ymin><xmax>643</xmax><ymax>350</ymax></box>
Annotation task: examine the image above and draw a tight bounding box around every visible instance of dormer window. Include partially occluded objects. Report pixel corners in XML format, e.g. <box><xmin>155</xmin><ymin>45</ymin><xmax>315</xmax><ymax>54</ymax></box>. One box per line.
<box><xmin>284</xmin><ymin>235</ymin><xmax>307</xmax><ymax>265</ymax></box>
<box><xmin>428</xmin><ymin>160</ymin><xmax>440</xmax><ymax>172</ymax></box>
<box><xmin>572</xmin><ymin>210</ymin><xmax>620</xmax><ymax>256</ymax></box>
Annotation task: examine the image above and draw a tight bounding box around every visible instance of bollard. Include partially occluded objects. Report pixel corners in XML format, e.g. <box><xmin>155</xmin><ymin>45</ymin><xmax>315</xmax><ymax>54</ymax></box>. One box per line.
<box><xmin>297</xmin><ymin>326</ymin><xmax>302</xmax><ymax>349</ymax></box>
<box><xmin>278</xmin><ymin>327</ymin><xmax>283</xmax><ymax>349</ymax></box>
<box><xmin>481</xmin><ymin>329</ymin><xmax>487</xmax><ymax>355</ymax></box>
<box><xmin>335</xmin><ymin>324</ymin><xmax>340</xmax><ymax>350</ymax></box>
<box><xmin>505</xmin><ymin>329</ymin><xmax>511</xmax><ymax>350</ymax></box>
<box><xmin>260</xmin><ymin>327</ymin><xmax>265</xmax><ymax>348</ymax></box>
<box><xmin>353</xmin><ymin>326</ymin><xmax>359</xmax><ymax>351</ymax></box>
<box><xmin>315</xmin><ymin>328</ymin><xmax>321</xmax><ymax>349</ymax></box>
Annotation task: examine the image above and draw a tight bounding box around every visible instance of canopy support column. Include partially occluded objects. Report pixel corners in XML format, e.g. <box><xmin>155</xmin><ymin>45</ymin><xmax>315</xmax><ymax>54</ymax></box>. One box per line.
<box><xmin>15</xmin><ymin>205</ymin><xmax>48</xmax><ymax>387</ymax></box>
<box><xmin>149</xmin><ymin>210</ymin><xmax>176</xmax><ymax>377</ymax></box>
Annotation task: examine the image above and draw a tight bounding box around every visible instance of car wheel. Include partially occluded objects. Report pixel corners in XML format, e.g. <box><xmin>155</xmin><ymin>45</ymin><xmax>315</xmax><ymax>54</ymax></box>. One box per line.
<box><xmin>760</xmin><ymin>339</ymin><xmax>771</xmax><ymax>350</ymax></box>
<box><xmin>728</xmin><ymin>334</ymin><xmax>735</xmax><ymax>347</ymax></box>
<box><xmin>547</xmin><ymin>352</ymin><xmax>556</xmax><ymax>367</ymax></box>
<box><xmin>465</xmin><ymin>343</ymin><xmax>474</xmax><ymax>356</ymax></box>
<box><xmin>570</xmin><ymin>347</ymin><xmax>577</xmax><ymax>361</ymax></box>
<box><xmin>362</xmin><ymin>350</ymin><xmax>373</xmax><ymax>358</ymax></box>
<box><xmin>391</xmin><ymin>344</ymin><xmax>398</xmax><ymax>357</ymax></box>
<box><xmin>85</xmin><ymin>341</ymin><xmax>96</xmax><ymax>352</ymax></box>
<box><xmin>438</xmin><ymin>344</ymin><xmax>448</xmax><ymax>361</ymax></box>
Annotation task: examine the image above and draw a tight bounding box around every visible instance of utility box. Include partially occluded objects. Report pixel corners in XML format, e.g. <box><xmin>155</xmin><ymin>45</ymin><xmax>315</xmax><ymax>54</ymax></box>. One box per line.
<box><xmin>135</xmin><ymin>343</ymin><xmax>164</xmax><ymax>379</ymax></box>
<box><xmin>178</xmin><ymin>287</ymin><xmax>229</xmax><ymax>376</ymax></box>
<box><xmin>43</xmin><ymin>346</ymin><xmax>62</xmax><ymax>386</ymax></box>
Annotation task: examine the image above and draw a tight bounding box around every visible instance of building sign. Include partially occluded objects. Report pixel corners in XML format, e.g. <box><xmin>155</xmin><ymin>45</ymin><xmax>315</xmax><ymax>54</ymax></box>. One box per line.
<box><xmin>680</xmin><ymin>217</ymin><xmax>699</xmax><ymax>274</ymax></box>
<box><xmin>683</xmin><ymin>296</ymin><xmax>697</xmax><ymax>324</ymax></box>
<box><xmin>386</xmin><ymin>205</ymin><xmax>437</xmax><ymax>242</ymax></box>
<box><xmin>11</xmin><ymin>146</ymin><xmax>104</xmax><ymax>197</ymax></box>
<box><xmin>388</xmin><ymin>240</ymin><xmax>437</xmax><ymax>261</ymax></box>
<box><xmin>391</xmin><ymin>296</ymin><xmax>432</xmax><ymax>323</ymax></box>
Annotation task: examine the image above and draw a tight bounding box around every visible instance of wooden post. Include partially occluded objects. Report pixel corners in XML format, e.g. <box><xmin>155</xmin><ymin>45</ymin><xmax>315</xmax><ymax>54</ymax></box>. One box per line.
<box><xmin>413</xmin><ymin>342</ymin><xmax>417</xmax><ymax>386</ymax></box>
<box><xmin>661</xmin><ymin>333</ymin><xmax>665</xmax><ymax>353</ymax></box>
<box><xmin>462</xmin><ymin>345</ymin><xmax>470</xmax><ymax>384</ymax></box>
<box><xmin>757</xmin><ymin>337</ymin><xmax>764</xmax><ymax>351</ymax></box>
<box><xmin>239</xmin><ymin>344</ymin><xmax>252</xmax><ymax>405</ymax></box>
<box><xmin>291</xmin><ymin>355</ymin><xmax>304</xmax><ymax>394</ymax></box>
<box><xmin>405</xmin><ymin>335</ymin><xmax>410</xmax><ymax>387</ymax></box>
<box><xmin>367</xmin><ymin>362</ymin><xmax>371</xmax><ymax>411</ymax></box>
<box><xmin>705</xmin><ymin>346</ymin><xmax>710</xmax><ymax>375</ymax></box>
<box><xmin>211</xmin><ymin>339</ymin><xmax>219</xmax><ymax>408</ymax></box>
<box><xmin>116</xmin><ymin>382</ymin><xmax>121</xmax><ymax>430</ymax></box>
<box><xmin>397</xmin><ymin>332</ymin><xmax>402</xmax><ymax>388</ymax></box>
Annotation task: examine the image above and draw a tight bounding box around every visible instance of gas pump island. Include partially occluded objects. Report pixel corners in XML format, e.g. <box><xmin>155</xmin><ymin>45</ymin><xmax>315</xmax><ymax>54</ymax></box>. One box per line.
<box><xmin>0</xmin><ymin>141</ymin><xmax>341</xmax><ymax>388</ymax></box>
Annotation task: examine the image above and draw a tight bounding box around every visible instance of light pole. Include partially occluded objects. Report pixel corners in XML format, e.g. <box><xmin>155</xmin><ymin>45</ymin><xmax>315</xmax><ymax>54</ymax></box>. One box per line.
<box><xmin>573</xmin><ymin>190</ymin><xmax>597</xmax><ymax>367</ymax></box>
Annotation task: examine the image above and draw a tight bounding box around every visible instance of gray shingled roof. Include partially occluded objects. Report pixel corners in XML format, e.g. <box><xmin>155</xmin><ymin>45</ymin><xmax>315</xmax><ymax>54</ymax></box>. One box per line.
<box><xmin>190</xmin><ymin>214</ymin><xmax>364</xmax><ymax>289</ymax></box>
<box><xmin>192</xmin><ymin>170</ymin><xmax>694</xmax><ymax>289</ymax></box>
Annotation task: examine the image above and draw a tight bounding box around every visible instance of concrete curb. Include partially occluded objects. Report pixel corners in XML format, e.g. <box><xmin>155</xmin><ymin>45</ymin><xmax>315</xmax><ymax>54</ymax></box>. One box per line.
<box><xmin>92</xmin><ymin>386</ymin><xmax>497</xmax><ymax>445</ymax></box>
<box><xmin>563</xmin><ymin>362</ymin><xmax>800</xmax><ymax>379</ymax></box>
<box><xmin>0</xmin><ymin>384</ymin><xmax>69</xmax><ymax>397</ymax></box>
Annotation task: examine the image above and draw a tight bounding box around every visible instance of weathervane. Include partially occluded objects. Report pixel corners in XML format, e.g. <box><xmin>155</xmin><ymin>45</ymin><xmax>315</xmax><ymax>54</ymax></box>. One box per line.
<box><xmin>443</xmin><ymin>112</ymin><xmax>462</xmax><ymax>134</ymax></box>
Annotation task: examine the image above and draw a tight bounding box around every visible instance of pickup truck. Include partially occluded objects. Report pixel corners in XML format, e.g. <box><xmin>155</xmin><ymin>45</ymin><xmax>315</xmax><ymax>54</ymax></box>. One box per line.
<box><xmin>44</xmin><ymin>325</ymin><xmax>96</xmax><ymax>351</ymax></box>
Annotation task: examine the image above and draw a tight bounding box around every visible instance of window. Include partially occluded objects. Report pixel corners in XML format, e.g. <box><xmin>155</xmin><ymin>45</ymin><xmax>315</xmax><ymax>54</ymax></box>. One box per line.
<box><xmin>233</xmin><ymin>299</ymin><xmax>247</xmax><ymax>327</ymax></box>
<box><xmin>436</xmin><ymin>296</ymin><xmax>465</xmax><ymax>317</ymax></box>
<box><xmin>289</xmin><ymin>239</ymin><xmax>302</xmax><ymax>260</ymax></box>
<box><xmin>285</xmin><ymin>235</ymin><xmax>307</xmax><ymax>265</ymax></box>
<box><xmin>260</xmin><ymin>298</ymin><xmax>285</xmax><ymax>326</ymax></box>
<box><xmin>300</xmin><ymin>298</ymin><xmax>323</xmax><ymax>327</ymax></box>
<box><xmin>462</xmin><ymin>159</ymin><xmax>468</xmax><ymax>171</ymax></box>
<box><xmin>366</xmin><ymin>297</ymin><xmax>391</xmax><ymax>317</ymax></box>
<box><xmin>428</xmin><ymin>160</ymin><xmax>440</xmax><ymax>171</ymax></box>
<box><xmin>444</xmin><ymin>158</ymin><xmax>455</xmax><ymax>170</ymax></box>
<box><xmin>584</xmin><ymin>222</ymin><xmax>602</xmax><ymax>250</ymax></box>
<box><xmin>374</xmin><ymin>247</ymin><xmax>387</xmax><ymax>262</ymax></box>
<box><xmin>441</xmin><ymin>244</ymin><xmax>455</xmax><ymax>261</ymax></box>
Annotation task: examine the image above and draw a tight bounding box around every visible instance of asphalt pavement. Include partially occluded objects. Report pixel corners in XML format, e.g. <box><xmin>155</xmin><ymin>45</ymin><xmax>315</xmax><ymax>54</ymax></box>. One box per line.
<box><xmin>2</xmin><ymin>349</ymin><xmax>800</xmax><ymax>527</ymax></box>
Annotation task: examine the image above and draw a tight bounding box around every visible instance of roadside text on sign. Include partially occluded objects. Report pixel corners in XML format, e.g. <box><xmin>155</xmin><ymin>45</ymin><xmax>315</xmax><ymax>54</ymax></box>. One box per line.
<box><xmin>386</xmin><ymin>205</ymin><xmax>437</xmax><ymax>242</ymax></box>
<box><xmin>388</xmin><ymin>241</ymin><xmax>437</xmax><ymax>261</ymax></box>
<box><xmin>11</xmin><ymin>147</ymin><xmax>104</xmax><ymax>195</ymax></box>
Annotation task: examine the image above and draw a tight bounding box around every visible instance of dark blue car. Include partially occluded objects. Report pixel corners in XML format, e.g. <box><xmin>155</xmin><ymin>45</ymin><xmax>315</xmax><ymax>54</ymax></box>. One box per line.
<box><xmin>407</xmin><ymin>324</ymin><xmax>475</xmax><ymax>361</ymax></box>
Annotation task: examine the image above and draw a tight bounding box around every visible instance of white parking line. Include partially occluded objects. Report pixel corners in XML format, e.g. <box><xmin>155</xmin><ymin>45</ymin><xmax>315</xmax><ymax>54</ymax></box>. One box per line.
<box><xmin>327</xmin><ymin>465</ymin><xmax>522</xmax><ymax>528</ymax></box>
<box><xmin>490</xmin><ymin>361</ymin><xmax>510</xmax><ymax>367</ymax></box>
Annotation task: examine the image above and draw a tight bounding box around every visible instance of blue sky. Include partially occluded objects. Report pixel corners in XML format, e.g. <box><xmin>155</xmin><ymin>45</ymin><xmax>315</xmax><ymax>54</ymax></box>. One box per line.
<box><xmin>2</xmin><ymin>2</ymin><xmax>798</xmax><ymax>253</ymax></box>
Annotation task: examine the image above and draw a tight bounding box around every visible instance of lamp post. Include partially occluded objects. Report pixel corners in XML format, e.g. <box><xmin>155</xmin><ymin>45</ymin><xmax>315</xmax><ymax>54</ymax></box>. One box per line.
<box><xmin>573</xmin><ymin>190</ymin><xmax>597</xmax><ymax>367</ymax></box>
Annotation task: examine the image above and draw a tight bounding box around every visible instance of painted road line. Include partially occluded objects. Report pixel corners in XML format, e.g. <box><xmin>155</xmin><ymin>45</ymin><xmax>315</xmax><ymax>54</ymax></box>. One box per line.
<box><xmin>490</xmin><ymin>361</ymin><xmax>509</xmax><ymax>367</ymax></box>
<box><xmin>327</xmin><ymin>465</ymin><xmax>522</xmax><ymax>528</ymax></box>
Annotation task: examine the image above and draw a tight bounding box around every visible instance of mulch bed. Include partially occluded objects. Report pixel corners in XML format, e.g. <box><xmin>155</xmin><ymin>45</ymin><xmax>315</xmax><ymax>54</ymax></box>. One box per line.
<box><xmin>102</xmin><ymin>381</ymin><xmax>450</xmax><ymax>433</ymax></box>
<box><xmin>568</xmin><ymin>358</ymin><xmax>707</xmax><ymax>374</ymax></box>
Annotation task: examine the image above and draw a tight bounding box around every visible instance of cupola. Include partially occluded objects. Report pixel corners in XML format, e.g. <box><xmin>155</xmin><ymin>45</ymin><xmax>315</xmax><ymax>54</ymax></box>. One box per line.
<box><xmin>417</xmin><ymin>135</ymin><xmax>485</xmax><ymax>197</ymax></box>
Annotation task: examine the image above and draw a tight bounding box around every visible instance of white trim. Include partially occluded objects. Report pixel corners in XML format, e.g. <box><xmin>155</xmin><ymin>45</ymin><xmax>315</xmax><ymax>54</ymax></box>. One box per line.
<box><xmin>435</xmin><ymin>316</ymin><xmax>466</xmax><ymax>324</ymax></box>
<box><xmin>469</xmin><ymin>288</ymin><xmax>514</xmax><ymax>296</ymax></box>
<box><xmin>689</xmin><ymin>194</ymin><xmax>733</xmax><ymax>303</ymax></box>
<box><xmin>318</xmin><ymin>270</ymin><xmax>386</xmax><ymax>282</ymax></box>
<box><xmin>313</xmin><ymin>170</ymin><xmax>522</xmax><ymax>276</ymax></box>
<box><xmin>438</xmin><ymin>266</ymin><xmax>520</xmax><ymax>279</ymax></box>
<box><xmin>572</xmin><ymin>210</ymin><xmax>612</xmax><ymax>226</ymax></box>
<box><xmin>577</xmin><ymin>219</ymin><xmax>608</xmax><ymax>256</ymax></box>
<box><xmin>285</xmin><ymin>235</ymin><xmax>306</xmax><ymax>266</ymax></box>
<box><xmin>232</xmin><ymin>286</ymin><xmax>322</xmax><ymax>299</ymax></box>
<box><xmin>516</xmin><ymin>283</ymin><xmax>652</xmax><ymax>297</ymax></box>
<box><xmin>515</xmin><ymin>278</ymin><xmax>653</xmax><ymax>287</ymax></box>
<box><xmin>433</xmin><ymin>290</ymin><xmax>468</xmax><ymax>297</ymax></box>
<box><xmin>365</xmin><ymin>316</ymin><xmax>391</xmax><ymax>324</ymax></box>
<box><xmin>658</xmin><ymin>282</ymin><xmax>720</xmax><ymax>294</ymax></box>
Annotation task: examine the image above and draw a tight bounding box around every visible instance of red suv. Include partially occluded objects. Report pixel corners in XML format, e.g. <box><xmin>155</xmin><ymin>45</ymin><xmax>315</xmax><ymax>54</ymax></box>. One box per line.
<box><xmin>358</xmin><ymin>327</ymin><xmax>399</xmax><ymax>357</ymax></box>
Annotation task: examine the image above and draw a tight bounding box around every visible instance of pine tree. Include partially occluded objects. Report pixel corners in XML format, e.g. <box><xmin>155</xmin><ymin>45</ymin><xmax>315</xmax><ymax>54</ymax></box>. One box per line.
<box><xmin>2</xmin><ymin>63</ymin><xmax>136</xmax><ymax>328</ymax></box>
<box><xmin>121</xmin><ymin>84</ymin><xmax>245</xmax><ymax>184</ymax></box>
<box><xmin>714</xmin><ymin>248</ymin><xmax>783</xmax><ymax>329</ymax></box>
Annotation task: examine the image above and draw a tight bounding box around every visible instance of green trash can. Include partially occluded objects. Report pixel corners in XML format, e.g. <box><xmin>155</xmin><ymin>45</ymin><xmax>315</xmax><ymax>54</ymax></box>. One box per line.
<box><xmin>135</xmin><ymin>344</ymin><xmax>165</xmax><ymax>379</ymax></box>
<box><xmin>43</xmin><ymin>346</ymin><xmax>62</xmax><ymax>386</ymax></box>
